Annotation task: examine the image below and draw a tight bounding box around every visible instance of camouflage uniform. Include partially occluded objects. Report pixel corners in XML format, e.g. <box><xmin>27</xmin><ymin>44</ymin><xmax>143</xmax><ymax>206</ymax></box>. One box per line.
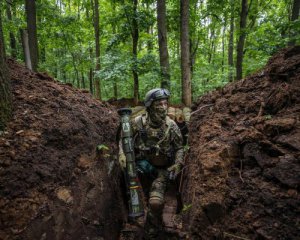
<box><xmin>131</xmin><ymin>95</ymin><xmax>184</xmax><ymax>239</ymax></box>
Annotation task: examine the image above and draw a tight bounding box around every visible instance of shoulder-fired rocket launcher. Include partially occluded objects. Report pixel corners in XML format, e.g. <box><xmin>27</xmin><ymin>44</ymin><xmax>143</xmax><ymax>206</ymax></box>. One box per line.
<box><xmin>117</xmin><ymin>108</ymin><xmax>144</xmax><ymax>218</ymax></box>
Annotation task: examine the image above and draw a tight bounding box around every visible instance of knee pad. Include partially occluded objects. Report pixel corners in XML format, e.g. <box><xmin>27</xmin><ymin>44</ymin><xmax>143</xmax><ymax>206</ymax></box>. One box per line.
<box><xmin>149</xmin><ymin>192</ymin><xmax>164</xmax><ymax>213</ymax></box>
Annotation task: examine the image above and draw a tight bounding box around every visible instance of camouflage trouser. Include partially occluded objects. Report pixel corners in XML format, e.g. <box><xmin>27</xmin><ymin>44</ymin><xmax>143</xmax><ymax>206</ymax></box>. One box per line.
<box><xmin>144</xmin><ymin>169</ymin><xmax>169</xmax><ymax>239</ymax></box>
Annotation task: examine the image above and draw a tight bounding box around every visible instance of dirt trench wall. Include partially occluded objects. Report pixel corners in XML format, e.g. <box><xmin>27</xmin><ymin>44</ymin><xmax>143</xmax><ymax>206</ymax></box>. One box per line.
<box><xmin>0</xmin><ymin>60</ymin><xmax>126</xmax><ymax>240</ymax></box>
<box><xmin>183</xmin><ymin>46</ymin><xmax>300</xmax><ymax>239</ymax></box>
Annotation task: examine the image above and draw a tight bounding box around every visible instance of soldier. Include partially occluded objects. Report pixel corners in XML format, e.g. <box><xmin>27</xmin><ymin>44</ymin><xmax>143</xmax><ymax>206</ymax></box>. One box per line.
<box><xmin>130</xmin><ymin>88</ymin><xmax>184</xmax><ymax>239</ymax></box>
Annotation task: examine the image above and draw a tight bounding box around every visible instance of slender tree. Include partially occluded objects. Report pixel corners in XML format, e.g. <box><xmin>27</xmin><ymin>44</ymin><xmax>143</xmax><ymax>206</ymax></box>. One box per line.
<box><xmin>25</xmin><ymin>0</ymin><xmax>38</xmax><ymax>71</ymax></box>
<box><xmin>20</xmin><ymin>29</ymin><xmax>32</xmax><ymax>69</ymax></box>
<box><xmin>111</xmin><ymin>1</ymin><xmax>118</xmax><ymax>99</ymax></box>
<box><xmin>228</xmin><ymin>0</ymin><xmax>235</xmax><ymax>82</ymax></box>
<box><xmin>132</xmin><ymin>0</ymin><xmax>139</xmax><ymax>105</ymax></box>
<box><xmin>157</xmin><ymin>0</ymin><xmax>171</xmax><ymax>89</ymax></box>
<box><xmin>236</xmin><ymin>0</ymin><xmax>248</xmax><ymax>80</ymax></box>
<box><xmin>0</xmin><ymin>12</ymin><xmax>12</xmax><ymax>131</ymax></box>
<box><xmin>6</xmin><ymin>1</ymin><xmax>17</xmax><ymax>58</ymax></box>
<box><xmin>86</xmin><ymin>2</ymin><xmax>94</xmax><ymax>94</ymax></box>
<box><xmin>180</xmin><ymin>0</ymin><xmax>192</xmax><ymax>106</ymax></box>
<box><xmin>89</xmin><ymin>47</ymin><xmax>94</xmax><ymax>95</ymax></box>
<box><xmin>93</xmin><ymin>0</ymin><xmax>101</xmax><ymax>99</ymax></box>
<box><xmin>221</xmin><ymin>18</ymin><xmax>226</xmax><ymax>73</ymax></box>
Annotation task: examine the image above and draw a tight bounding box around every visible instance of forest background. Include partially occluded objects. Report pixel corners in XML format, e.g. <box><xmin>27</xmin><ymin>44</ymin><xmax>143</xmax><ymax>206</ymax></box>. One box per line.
<box><xmin>1</xmin><ymin>0</ymin><xmax>299</xmax><ymax>106</ymax></box>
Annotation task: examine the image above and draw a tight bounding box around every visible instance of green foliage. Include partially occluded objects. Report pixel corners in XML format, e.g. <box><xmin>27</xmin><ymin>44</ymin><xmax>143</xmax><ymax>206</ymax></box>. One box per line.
<box><xmin>182</xmin><ymin>204</ymin><xmax>192</xmax><ymax>212</ymax></box>
<box><xmin>1</xmin><ymin>0</ymin><xmax>298</xmax><ymax>103</ymax></box>
<box><xmin>97</xmin><ymin>144</ymin><xmax>110</xmax><ymax>151</ymax></box>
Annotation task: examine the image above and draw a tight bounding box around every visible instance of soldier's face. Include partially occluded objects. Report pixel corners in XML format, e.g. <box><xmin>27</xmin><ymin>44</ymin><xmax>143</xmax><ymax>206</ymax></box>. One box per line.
<box><xmin>152</xmin><ymin>99</ymin><xmax>168</xmax><ymax>110</ymax></box>
<box><xmin>149</xmin><ymin>99</ymin><xmax>168</xmax><ymax>124</ymax></box>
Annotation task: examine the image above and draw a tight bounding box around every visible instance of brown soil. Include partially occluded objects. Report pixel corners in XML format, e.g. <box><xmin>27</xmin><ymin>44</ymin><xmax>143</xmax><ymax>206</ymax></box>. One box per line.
<box><xmin>183</xmin><ymin>46</ymin><xmax>300</xmax><ymax>239</ymax></box>
<box><xmin>1</xmin><ymin>45</ymin><xmax>299</xmax><ymax>240</ymax></box>
<box><xmin>0</xmin><ymin>60</ymin><xmax>126</xmax><ymax>240</ymax></box>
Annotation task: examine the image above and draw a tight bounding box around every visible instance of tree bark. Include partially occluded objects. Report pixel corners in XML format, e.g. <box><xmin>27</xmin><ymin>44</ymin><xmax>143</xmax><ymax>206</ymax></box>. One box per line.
<box><xmin>221</xmin><ymin>17</ymin><xmax>227</xmax><ymax>73</ymax></box>
<box><xmin>132</xmin><ymin>0</ymin><xmax>139</xmax><ymax>105</ymax></box>
<box><xmin>228</xmin><ymin>0</ymin><xmax>235</xmax><ymax>82</ymax></box>
<box><xmin>0</xmin><ymin>8</ymin><xmax>5</xmax><ymax>56</ymax></box>
<box><xmin>25</xmin><ymin>0</ymin><xmax>38</xmax><ymax>71</ymax></box>
<box><xmin>291</xmin><ymin>0</ymin><xmax>300</xmax><ymax>22</ymax></box>
<box><xmin>6</xmin><ymin>2</ymin><xmax>17</xmax><ymax>58</ymax></box>
<box><xmin>89</xmin><ymin>47</ymin><xmax>94</xmax><ymax>94</ymax></box>
<box><xmin>208</xmin><ymin>28</ymin><xmax>215</xmax><ymax>64</ymax></box>
<box><xmin>20</xmin><ymin>29</ymin><xmax>32</xmax><ymax>70</ymax></box>
<box><xmin>111</xmin><ymin>1</ymin><xmax>118</xmax><ymax>99</ymax></box>
<box><xmin>157</xmin><ymin>0</ymin><xmax>170</xmax><ymax>89</ymax></box>
<box><xmin>0</xmin><ymin>13</ymin><xmax>12</xmax><ymax>131</ymax></box>
<box><xmin>236</xmin><ymin>0</ymin><xmax>248</xmax><ymax>80</ymax></box>
<box><xmin>93</xmin><ymin>0</ymin><xmax>101</xmax><ymax>100</ymax></box>
<box><xmin>288</xmin><ymin>0</ymin><xmax>300</xmax><ymax>46</ymax></box>
<box><xmin>180</xmin><ymin>0</ymin><xmax>192</xmax><ymax>107</ymax></box>
<box><xmin>81</xmin><ymin>72</ymin><xmax>86</xmax><ymax>89</ymax></box>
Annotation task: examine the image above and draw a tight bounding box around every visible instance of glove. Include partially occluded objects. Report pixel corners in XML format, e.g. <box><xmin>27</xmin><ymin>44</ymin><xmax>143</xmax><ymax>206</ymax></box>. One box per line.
<box><xmin>167</xmin><ymin>163</ymin><xmax>181</xmax><ymax>180</ymax></box>
<box><xmin>136</xmin><ymin>159</ymin><xmax>157</xmax><ymax>179</ymax></box>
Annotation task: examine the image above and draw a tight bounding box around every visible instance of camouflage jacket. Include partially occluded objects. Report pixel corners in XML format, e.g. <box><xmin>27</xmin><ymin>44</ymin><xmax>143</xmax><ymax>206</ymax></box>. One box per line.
<box><xmin>131</xmin><ymin>113</ymin><xmax>184</xmax><ymax>168</ymax></box>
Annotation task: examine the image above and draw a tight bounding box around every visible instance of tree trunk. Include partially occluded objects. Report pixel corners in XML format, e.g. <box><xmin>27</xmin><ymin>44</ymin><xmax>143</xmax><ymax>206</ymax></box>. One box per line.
<box><xmin>221</xmin><ymin>19</ymin><xmax>226</xmax><ymax>73</ymax></box>
<box><xmin>25</xmin><ymin>0</ymin><xmax>38</xmax><ymax>71</ymax></box>
<box><xmin>288</xmin><ymin>0</ymin><xmax>300</xmax><ymax>46</ymax></box>
<box><xmin>236</xmin><ymin>0</ymin><xmax>248</xmax><ymax>80</ymax></box>
<box><xmin>89</xmin><ymin>48</ymin><xmax>94</xmax><ymax>94</ymax></box>
<box><xmin>132</xmin><ymin>0</ymin><xmax>139</xmax><ymax>105</ymax></box>
<box><xmin>20</xmin><ymin>29</ymin><xmax>32</xmax><ymax>70</ymax></box>
<box><xmin>208</xmin><ymin>28</ymin><xmax>215</xmax><ymax>64</ymax></box>
<box><xmin>0</xmin><ymin>10</ymin><xmax>5</xmax><ymax>56</ymax></box>
<box><xmin>228</xmin><ymin>0</ymin><xmax>235</xmax><ymax>82</ymax></box>
<box><xmin>93</xmin><ymin>0</ymin><xmax>101</xmax><ymax>100</ymax></box>
<box><xmin>6</xmin><ymin>2</ymin><xmax>17</xmax><ymax>58</ymax></box>
<box><xmin>157</xmin><ymin>0</ymin><xmax>170</xmax><ymax>90</ymax></box>
<box><xmin>0</xmin><ymin>13</ymin><xmax>12</xmax><ymax>131</ymax></box>
<box><xmin>81</xmin><ymin>72</ymin><xmax>86</xmax><ymax>89</ymax></box>
<box><xmin>111</xmin><ymin>1</ymin><xmax>118</xmax><ymax>99</ymax></box>
<box><xmin>180</xmin><ymin>0</ymin><xmax>192</xmax><ymax>107</ymax></box>
<box><xmin>87</xmin><ymin>4</ymin><xmax>93</xmax><ymax>94</ymax></box>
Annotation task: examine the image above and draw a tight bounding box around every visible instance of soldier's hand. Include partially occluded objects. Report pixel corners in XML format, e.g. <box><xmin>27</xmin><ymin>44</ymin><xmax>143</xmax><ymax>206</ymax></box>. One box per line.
<box><xmin>118</xmin><ymin>152</ymin><xmax>126</xmax><ymax>170</ymax></box>
<box><xmin>167</xmin><ymin>163</ymin><xmax>181</xmax><ymax>180</ymax></box>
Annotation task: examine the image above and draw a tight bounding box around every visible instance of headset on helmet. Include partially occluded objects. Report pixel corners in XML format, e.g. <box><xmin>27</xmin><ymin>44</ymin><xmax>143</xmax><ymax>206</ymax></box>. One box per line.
<box><xmin>144</xmin><ymin>88</ymin><xmax>170</xmax><ymax>107</ymax></box>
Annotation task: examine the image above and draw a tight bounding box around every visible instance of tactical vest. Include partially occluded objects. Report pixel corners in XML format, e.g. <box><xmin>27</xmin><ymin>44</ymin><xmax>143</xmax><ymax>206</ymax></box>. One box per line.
<box><xmin>133</xmin><ymin>114</ymin><xmax>174</xmax><ymax>167</ymax></box>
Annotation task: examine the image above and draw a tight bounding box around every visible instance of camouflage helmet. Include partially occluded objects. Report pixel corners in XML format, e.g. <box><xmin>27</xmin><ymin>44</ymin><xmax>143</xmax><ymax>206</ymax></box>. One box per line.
<box><xmin>144</xmin><ymin>88</ymin><xmax>170</xmax><ymax>108</ymax></box>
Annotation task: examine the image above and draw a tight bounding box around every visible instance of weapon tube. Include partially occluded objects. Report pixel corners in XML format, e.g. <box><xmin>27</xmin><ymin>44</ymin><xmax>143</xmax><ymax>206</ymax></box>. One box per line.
<box><xmin>118</xmin><ymin>108</ymin><xmax>144</xmax><ymax>218</ymax></box>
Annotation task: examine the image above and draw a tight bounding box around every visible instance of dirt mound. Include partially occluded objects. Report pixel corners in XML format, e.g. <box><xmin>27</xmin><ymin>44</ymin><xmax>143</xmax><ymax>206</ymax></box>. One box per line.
<box><xmin>0</xmin><ymin>60</ymin><xmax>125</xmax><ymax>240</ymax></box>
<box><xmin>183</xmin><ymin>46</ymin><xmax>300</xmax><ymax>239</ymax></box>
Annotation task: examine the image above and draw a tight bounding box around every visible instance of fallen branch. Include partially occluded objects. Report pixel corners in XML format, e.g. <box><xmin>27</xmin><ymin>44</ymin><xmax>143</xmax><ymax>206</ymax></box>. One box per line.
<box><xmin>239</xmin><ymin>159</ymin><xmax>244</xmax><ymax>183</ymax></box>
<box><xmin>224</xmin><ymin>232</ymin><xmax>250</xmax><ymax>240</ymax></box>
<box><xmin>190</xmin><ymin>104</ymin><xmax>214</xmax><ymax>116</ymax></box>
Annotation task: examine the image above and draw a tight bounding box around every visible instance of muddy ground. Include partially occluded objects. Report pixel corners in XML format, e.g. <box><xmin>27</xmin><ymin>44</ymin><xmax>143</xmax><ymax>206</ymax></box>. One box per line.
<box><xmin>0</xmin><ymin>60</ymin><xmax>126</xmax><ymax>240</ymax></box>
<box><xmin>183</xmin><ymin>46</ymin><xmax>300</xmax><ymax>239</ymax></box>
<box><xmin>0</xmin><ymin>46</ymin><xmax>299</xmax><ymax>240</ymax></box>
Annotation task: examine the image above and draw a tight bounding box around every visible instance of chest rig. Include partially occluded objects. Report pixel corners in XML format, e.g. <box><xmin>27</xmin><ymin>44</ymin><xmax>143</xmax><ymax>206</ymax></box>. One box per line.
<box><xmin>133</xmin><ymin>114</ymin><xmax>173</xmax><ymax>166</ymax></box>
